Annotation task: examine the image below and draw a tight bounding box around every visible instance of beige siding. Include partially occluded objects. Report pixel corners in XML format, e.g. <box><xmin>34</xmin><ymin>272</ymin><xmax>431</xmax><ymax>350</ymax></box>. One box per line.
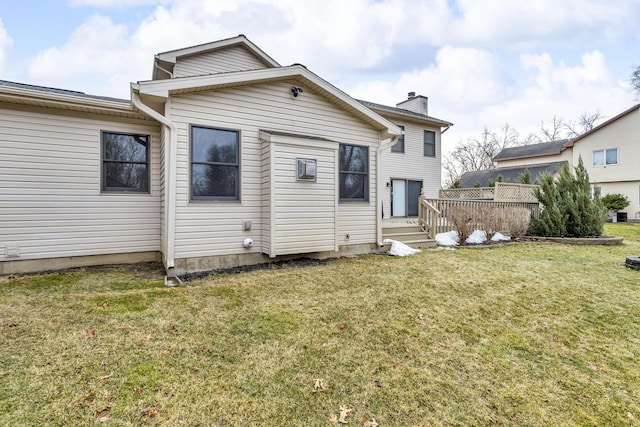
<box><xmin>173</xmin><ymin>45</ymin><xmax>270</xmax><ymax>77</ymax></box>
<box><xmin>380</xmin><ymin>120</ymin><xmax>441</xmax><ymax>216</ymax></box>
<box><xmin>495</xmin><ymin>150</ymin><xmax>571</xmax><ymax>168</ymax></box>
<box><xmin>260</xmin><ymin>141</ymin><xmax>272</xmax><ymax>254</ymax></box>
<box><xmin>270</xmin><ymin>141</ymin><xmax>337</xmax><ymax>256</ymax></box>
<box><xmin>0</xmin><ymin>104</ymin><xmax>162</xmax><ymax>262</ymax></box>
<box><xmin>573</xmin><ymin>109</ymin><xmax>640</xmax><ymax>184</ymax></box>
<box><xmin>168</xmin><ymin>81</ymin><xmax>379</xmax><ymax>260</ymax></box>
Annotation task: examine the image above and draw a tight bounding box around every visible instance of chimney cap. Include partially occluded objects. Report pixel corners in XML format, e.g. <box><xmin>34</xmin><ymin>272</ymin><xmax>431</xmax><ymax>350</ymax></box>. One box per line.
<box><xmin>408</xmin><ymin>91</ymin><xmax>416</xmax><ymax>98</ymax></box>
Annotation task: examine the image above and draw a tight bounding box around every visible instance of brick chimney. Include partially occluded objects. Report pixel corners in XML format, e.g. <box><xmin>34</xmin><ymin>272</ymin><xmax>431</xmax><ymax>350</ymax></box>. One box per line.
<box><xmin>396</xmin><ymin>92</ymin><xmax>428</xmax><ymax>116</ymax></box>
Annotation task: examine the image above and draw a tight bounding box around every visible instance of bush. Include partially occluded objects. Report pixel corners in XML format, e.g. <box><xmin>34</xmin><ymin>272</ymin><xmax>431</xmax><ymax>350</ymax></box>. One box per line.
<box><xmin>530</xmin><ymin>158</ymin><xmax>606</xmax><ymax>237</ymax></box>
<box><xmin>504</xmin><ymin>207</ymin><xmax>531</xmax><ymax>239</ymax></box>
<box><xmin>444</xmin><ymin>205</ymin><xmax>477</xmax><ymax>245</ymax></box>
<box><xmin>601</xmin><ymin>193</ymin><xmax>630</xmax><ymax>212</ymax></box>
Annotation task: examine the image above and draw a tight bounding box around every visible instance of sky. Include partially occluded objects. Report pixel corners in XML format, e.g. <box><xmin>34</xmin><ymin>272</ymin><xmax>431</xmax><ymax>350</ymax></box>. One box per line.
<box><xmin>0</xmin><ymin>0</ymin><xmax>639</xmax><ymax>150</ymax></box>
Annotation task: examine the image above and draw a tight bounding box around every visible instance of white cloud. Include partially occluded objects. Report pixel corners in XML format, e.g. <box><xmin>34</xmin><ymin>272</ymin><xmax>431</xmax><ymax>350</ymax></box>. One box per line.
<box><xmin>27</xmin><ymin>14</ymin><xmax>150</xmax><ymax>97</ymax></box>
<box><xmin>68</xmin><ymin>0</ymin><xmax>162</xmax><ymax>6</ymax></box>
<box><xmin>0</xmin><ymin>19</ymin><xmax>13</xmax><ymax>76</ymax></box>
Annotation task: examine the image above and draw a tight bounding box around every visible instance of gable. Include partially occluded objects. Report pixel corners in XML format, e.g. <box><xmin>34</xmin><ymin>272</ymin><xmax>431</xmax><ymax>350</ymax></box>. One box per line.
<box><xmin>173</xmin><ymin>45</ymin><xmax>276</xmax><ymax>78</ymax></box>
<box><xmin>153</xmin><ymin>34</ymin><xmax>280</xmax><ymax>80</ymax></box>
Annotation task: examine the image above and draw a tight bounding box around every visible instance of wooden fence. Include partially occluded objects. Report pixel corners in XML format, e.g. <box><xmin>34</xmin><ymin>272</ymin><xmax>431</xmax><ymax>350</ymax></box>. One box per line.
<box><xmin>418</xmin><ymin>197</ymin><xmax>540</xmax><ymax>238</ymax></box>
<box><xmin>439</xmin><ymin>182</ymin><xmax>538</xmax><ymax>203</ymax></box>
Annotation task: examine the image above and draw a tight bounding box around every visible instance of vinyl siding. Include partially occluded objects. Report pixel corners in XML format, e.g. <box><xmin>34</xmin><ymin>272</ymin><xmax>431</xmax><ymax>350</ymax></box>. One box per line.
<box><xmin>260</xmin><ymin>141</ymin><xmax>272</xmax><ymax>254</ymax></box>
<box><xmin>495</xmin><ymin>150</ymin><xmax>571</xmax><ymax>168</ymax></box>
<box><xmin>168</xmin><ymin>81</ymin><xmax>379</xmax><ymax>260</ymax></box>
<box><xmin>380</xmin><ymin>120</ymin><xmax>441</xmax><ymax>216</ymax></box>
<box><xmin>269</xmin><ymin>141</ymin><xmax>337</xmax><ymax>256</ymax></box>
<box><xmin>173</xmin><ymin>45</ymin><xmax>271</xmax><ymax>77</ymax></box>
<box><xmin>573</xmin><ymin>109</ymin><xmax>640</xmax><ymax>184</ymax></box>
<box><xmin>0</xmin><ymin>104</ymin><xmax>162</xmax><ymax>262</ymax></box>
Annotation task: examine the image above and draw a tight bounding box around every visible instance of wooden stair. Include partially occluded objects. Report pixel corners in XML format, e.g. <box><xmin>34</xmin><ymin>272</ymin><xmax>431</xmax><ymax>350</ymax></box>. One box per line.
<box><xmin>382</xmin><ymin>223</ymin><xmax>436</xmax><ymax>249</ymax></box>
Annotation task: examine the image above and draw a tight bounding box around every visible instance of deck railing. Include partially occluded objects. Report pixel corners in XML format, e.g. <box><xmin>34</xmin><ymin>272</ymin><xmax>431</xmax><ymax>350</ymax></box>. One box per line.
<box><xmin>439</xmin><ymin>182</ymin><xmax>538</xmax><ymax>203</ymax></box>
<box><xmin>418</xmin><ymin>196</ymin><xmax>540</xmax><ymax>238</ymax></box>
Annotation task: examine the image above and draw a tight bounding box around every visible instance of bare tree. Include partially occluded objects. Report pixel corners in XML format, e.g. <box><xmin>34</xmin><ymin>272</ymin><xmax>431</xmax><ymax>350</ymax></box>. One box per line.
<box><xmin>565</xmin><ymin>111</ymin><xmax>603</xmax><ymax>138</ymax></box>
<box><xmin>443</xmin><ymin>123</ymin><xmax>519</xmax><ymax>187</ymax></box>
<box><xmin>632</xmin><ymin>64</ymin><xmax>640</xmax><ymax>99</ymax></box>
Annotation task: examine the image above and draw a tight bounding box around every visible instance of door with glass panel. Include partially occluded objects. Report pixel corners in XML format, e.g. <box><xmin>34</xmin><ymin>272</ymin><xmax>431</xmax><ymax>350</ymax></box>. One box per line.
<box><xmin>391</xmin><ymin>179</ymin><xmax>423</xmax><ymax>217</ymax></box>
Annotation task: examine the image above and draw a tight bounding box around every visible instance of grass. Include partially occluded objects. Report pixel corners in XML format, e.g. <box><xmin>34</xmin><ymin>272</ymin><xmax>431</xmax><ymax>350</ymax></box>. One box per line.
<box><xmin>1</xmin><ymin>223</ymin><xmax>640</xmax><ymax>426</ymax></box>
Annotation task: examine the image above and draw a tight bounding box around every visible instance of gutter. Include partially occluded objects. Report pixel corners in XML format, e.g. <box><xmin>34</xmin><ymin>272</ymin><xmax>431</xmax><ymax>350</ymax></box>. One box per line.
<box><xmin>130</xmin><ymin>88</ymin><xmax>177</xmax><ymax>271</ymax></box>
<box><xmin>376</xmin><ymin>132</ymin><xmax>400</xmax><ymax>246</ymax></box>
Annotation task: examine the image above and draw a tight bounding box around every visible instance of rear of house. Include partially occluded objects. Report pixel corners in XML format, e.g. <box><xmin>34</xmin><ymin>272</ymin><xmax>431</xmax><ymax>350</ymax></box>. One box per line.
<box><xmin>2</xmin><ymin>35</ymin><xmax>455</xmax><ymax>276</ymax></box>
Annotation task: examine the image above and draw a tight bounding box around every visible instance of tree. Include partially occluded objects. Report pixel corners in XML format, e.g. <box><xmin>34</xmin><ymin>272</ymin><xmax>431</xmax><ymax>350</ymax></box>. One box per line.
<box><xmin>632</xmin><ymin>64</ymin><xmax>640</xmax><ymax>98</ymax></box>
<box><xmin>530</xmin><ymin>157</ymin><xmax>606</xmax><ymax>237</ymax></box>
<box><xmin>443</xmin><ymin>123</ymin><xmax>519</xmax><ymax>186</ymax></box>
<box><xmin>519</xmin><ymin>168</ymin><xmax>531</xmax><ymax>184</ymax></box>
<box><xmin>601</xmin><ymin>193</ymin><xmax>630</xmax><ymax>222</ymax></box>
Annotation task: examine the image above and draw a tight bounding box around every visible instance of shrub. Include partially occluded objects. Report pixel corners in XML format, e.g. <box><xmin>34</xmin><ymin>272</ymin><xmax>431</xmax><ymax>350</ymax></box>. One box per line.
<box><xmin>504</xmin><ymin>207</ymin><xmax>531</xmax><ymax>239</ymax></box>
<box><xmin>530</xmin><ymin>158</ymin><xmax>606</xmax><ymax>237</ymax></box>
<box><xmin>601</xmin><ymin>193</ymin><xmax>630</xmax><ymax>212</ymax></box>
<box><xmin>445</xmin><ymin>205</ymin><xmax>477</xmax><ymax>245</ymax></box>
<box><xmin>478</xmin><ymin>205</ymin><xmax>503</xmax><ymax>241</ymax></box>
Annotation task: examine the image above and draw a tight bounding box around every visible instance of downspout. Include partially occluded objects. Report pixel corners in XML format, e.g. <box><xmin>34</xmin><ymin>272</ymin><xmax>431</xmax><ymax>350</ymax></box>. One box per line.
<box><xmin>131</xmin><ymin>90</ymin><xmax>178</xmax><ymax>271</ymax></box>
<box><xmin>376</xmin><ymin>132</ymin><xmax>400</xmax><ymax>246</ymax></box>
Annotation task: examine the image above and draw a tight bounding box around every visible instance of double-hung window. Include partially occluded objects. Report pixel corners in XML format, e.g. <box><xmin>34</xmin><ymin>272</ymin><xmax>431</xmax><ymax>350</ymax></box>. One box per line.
<box><xmin>102</xmin><ymin>131</ymin><xmax>149</xmax><ymax>192</ymax></box>
<box><xmin>339</xmin><ymin>144</ymin><xmax>369</xmax><ymax>201</ymax></box>
<box><xmin>424</xmin><ymin>130</ymin><xmax>436</xmax><ymax>157</ymax></box>
<box><xmin>191</xmin><ymin>126</ymin><xmax>240</xmax><ymax>200</ymax></box>
<box><xmin>391</xmin><ymin>125</ymin><xmax>405</xmax><ymax>153</ymax></box>
<box><xmin>592</xmin><ymin>148</ymin><xmax>618</xmax><ymax>166</ymax></box>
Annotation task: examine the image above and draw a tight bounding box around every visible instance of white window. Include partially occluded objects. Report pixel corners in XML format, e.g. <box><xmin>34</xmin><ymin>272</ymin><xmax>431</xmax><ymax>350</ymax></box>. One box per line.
<box><xmin>592</xmin><ymin>148</ymin><xmax>618</xmax><ymax>166</ymax></box>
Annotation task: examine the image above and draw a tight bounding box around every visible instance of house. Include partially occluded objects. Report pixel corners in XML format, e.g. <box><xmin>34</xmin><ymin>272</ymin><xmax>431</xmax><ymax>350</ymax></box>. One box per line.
<box><xmin>459</xmin><ymin>161</ymin><xmax>567</xmax><ymax>188</ymax></box>
<box><xmin>0</xmin><ymin>35</ymin><xmax>452</xmax><ymax>276</ymax></box>
<box><xmin>565</xmin><ymin>104</ymin><xmax>640</xmax><ymax>221</ymax></box>
<box><xmin>485</xmin><ymin>103</ymin><xmax>640</xmax><ymax>220</ymax></box>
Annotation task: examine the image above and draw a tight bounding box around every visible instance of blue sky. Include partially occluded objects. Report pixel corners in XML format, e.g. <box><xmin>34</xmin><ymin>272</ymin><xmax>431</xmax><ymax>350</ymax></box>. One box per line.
<box><xmin>0</xmin><ymin>0</ymin><xmax>638</xmax><ymax>148</ymax></box>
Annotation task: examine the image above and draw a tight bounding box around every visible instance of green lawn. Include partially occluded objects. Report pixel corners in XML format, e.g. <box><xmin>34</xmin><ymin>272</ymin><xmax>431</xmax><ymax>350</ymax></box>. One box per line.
<box><xmin>1</xmin><ymin>224</ymin><xmax>640</xmax><ymax>426</ymax></box>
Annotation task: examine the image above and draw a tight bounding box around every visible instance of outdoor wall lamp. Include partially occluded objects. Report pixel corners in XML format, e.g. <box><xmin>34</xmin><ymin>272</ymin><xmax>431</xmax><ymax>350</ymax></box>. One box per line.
<box><xmin>290</xmin><ymin>85</ymin><xmax>304</xmax><ymax>97</ymax></box>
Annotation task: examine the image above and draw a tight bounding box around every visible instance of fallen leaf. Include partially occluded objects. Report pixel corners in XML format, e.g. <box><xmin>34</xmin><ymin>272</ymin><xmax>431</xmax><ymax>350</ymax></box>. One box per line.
<box><xmin>362</xmin><ymin>419</ymin><xmax>378</xmax><ymax>427</ymax></box>
<box><xmin>85</xmin><ymin>329</ymin><xmax>96</xmax><ymax>339</ymax></box>
<box><xmin>313</xmin><ymin>378</ymin><xmax>326</xmax><ymax>392</ymax></box>
<box><xmin>160</xmin><ymin>349</ymin><xmax>169</xmax><ymax>356</ymax></box>
<box><xmin>96</xmin><ymin>407</ymin><xmax>111</xmax><ymax>422</ymax></box>
<box><xmin>80</xmin><ymin>390</ymin><xmax>96</xmax><ymax>406</ymax></box>
<box><xmin>100</xmin><ymin>373</ymin><xmax>113</xmax><ymax>381</ymax></box>
<box><xmin>373</xmin><ymin>380</ymin><xmax>383</xmax><ymax>388</ymax></box>
<box><xmin>145</xmin><ymin>335</ymin><xmax>153</xmax><ymax>341</ymax></box>
<box><xmin>330</xmin><ymin>414</ymin><xmax>339</xmax><ymax>424</ymax></box>
<box><xmin>338</xmin><ymin>405</ymin><xmax>352</xmax><ymax>424</ymax></box>
<box><xmin>141</xmin><ymin>406</ymin><xmax>160</xmax><ymax>418</ymax></box>
<box><xmin>169</xmin><ymin>326</ymin><xmax>178</xmax><ymax>333</ymax></box>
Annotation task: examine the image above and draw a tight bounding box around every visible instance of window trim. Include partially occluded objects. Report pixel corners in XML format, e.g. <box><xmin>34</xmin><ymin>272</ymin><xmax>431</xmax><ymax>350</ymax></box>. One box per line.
<box><xmin>101</xmin><ymin>130</ymin><xmax>150</xmax><ymax>193</ymax></box>
<box><xmin>423</xmin><ymin>130</ymin><xmax>436</xmax><ymax>157</ymax></box>
<box><xmin>390</xmin><ymin>125</ymin><xmax>405</xmax><ymax>153</ymax></box>
<box><xmin>189</xmin><ymin>124</ymin><xmax>241</xmax><ymax>202</ymax></box>
<box><xmin>339</xmin><ymin>143</ymin><xmax>369</xmax><ymax>202</ymax></box>
<box><xmin>592</xmin><ymin>148</ymin><xmax>618</xmax><ymax>167</ymax></box>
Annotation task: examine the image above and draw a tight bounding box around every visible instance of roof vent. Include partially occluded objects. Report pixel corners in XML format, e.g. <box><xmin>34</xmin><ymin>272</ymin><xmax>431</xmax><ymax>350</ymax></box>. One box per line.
<box><xmin>408</xmin><ymin>91</ymin><xmax>416</xmax><ymax>99</ymax></box>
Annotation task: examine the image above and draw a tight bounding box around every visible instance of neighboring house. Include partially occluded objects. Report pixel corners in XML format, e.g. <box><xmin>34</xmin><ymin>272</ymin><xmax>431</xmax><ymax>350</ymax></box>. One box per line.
<box><xmin>459</xmin><ymin>161</ymin><xmax>567</xmax><ymax>188</ymax></box>
<box><xmin>566</xmin><ymin>103</ymin><xmax>640</xmax><ymax>220</ymax></box>
<box><xmin>0</xmin><ymin>35</ymin><xmax>452</xmax><ymax>275</ymax></box>
<box><xmin>477</xmin><ymin>103</ymin><xmax>640</xmax><ymax>220</ymax></box>
<box><xmin>492</xmin><ymin>139</ymin><xmax>571</xmax><ymax>168</ymax></box>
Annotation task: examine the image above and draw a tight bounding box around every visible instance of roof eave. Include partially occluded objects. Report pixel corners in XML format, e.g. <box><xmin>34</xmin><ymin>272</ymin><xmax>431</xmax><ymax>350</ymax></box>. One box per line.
<box><xmin>567</xmin><ymin>103</ymin><xmax>640</xmax><ymax>146</ymax></box>
<box><xmin>0</xmin><ymin>85</ymin><xmax>139</xmax><ymax>118</ymax></box>
<box><xmin>136</xmin><ymin>66</ymin><xmax>401</xmax><ymax>138</ymax></box>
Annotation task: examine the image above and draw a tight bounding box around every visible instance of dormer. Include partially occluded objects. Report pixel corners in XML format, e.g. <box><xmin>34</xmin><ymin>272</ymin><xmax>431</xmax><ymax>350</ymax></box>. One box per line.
<box><xmin>152</xmin><ymin>34</ymin><xmax>281</xmax><ymax>80</ymax></box>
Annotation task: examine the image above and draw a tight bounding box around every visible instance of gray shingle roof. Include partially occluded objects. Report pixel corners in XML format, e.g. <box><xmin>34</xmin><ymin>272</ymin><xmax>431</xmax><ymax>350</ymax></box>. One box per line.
<box><xmin>357</xmin><ymin>99</ymin><xmax>453</xmax><ymax>126</ymax></box>
<box><xmin>0</xmin><ymin>79</ymin><xmax>130</xmax><ymax>104</ymax></box>
<box><xmin>459</xmin><ymin>161</ymin><xmax>568</xmax><ymax>188</ymax></box>
<box><xmin>492</xmin><ymin>140</ymin><xmax>568</xmax><ymax>161</ymax></box>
